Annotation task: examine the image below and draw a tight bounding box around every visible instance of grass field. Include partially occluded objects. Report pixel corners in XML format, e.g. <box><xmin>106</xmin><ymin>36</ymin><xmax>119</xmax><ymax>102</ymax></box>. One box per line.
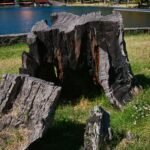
<box><xmin>0</xmin><ymin>33</ymin><xmax>150</xmax><ymax>150</ymax></box>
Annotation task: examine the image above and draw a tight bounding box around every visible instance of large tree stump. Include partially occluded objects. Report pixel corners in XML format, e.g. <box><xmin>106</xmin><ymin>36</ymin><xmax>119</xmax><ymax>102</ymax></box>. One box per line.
<box><xmin>0</xmin><ymin>74</ymin><xmax>61</xmax><ymax>150</ymax></box>
<box><xmin>20</xmin><ymin>12</ymin><xmax>139</xmax><ymax>108</ymax></box>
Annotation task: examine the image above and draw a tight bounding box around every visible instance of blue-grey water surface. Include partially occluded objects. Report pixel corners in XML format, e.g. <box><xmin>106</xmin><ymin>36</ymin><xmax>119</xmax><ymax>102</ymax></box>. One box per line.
<box><xmin>0</xmin><ymin>6</ymin><xmax>149</xmax><ymax>35</ymax></box>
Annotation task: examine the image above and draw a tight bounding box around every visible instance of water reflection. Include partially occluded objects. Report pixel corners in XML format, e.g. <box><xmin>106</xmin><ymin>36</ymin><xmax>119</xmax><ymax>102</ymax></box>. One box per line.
<box><xmin>20</xmin><ymin>9</ymin><xmax>34</xmax><ymax>20</ymax></box>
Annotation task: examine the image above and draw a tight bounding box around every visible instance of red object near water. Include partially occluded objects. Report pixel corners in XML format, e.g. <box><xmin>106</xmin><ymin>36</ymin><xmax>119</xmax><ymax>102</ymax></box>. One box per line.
<box><xmin>35</xmin><ymin>0</ymin><xmax>50</xmax><ymax>4</ymax></box>
<box><xmin>18</xmin><ymin>1</ymin><xmax>34</xmax><ymax>6</ymax></box>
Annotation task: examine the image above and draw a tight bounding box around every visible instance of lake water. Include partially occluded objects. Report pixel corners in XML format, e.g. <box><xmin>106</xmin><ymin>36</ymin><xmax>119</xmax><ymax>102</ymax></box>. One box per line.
<box><xmin>0</xmin><ymin>6</ymin><xmax>149</xmax><ymax>35</ymax></box>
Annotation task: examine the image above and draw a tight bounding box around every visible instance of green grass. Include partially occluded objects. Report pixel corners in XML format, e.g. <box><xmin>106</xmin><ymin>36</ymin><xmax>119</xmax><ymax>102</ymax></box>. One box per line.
<box><xmin>0</xmin><ymin>33</ymin><xmax>150</xmax><ymax>150</ymax></box>
<box><xmin>0</xmin><ymin>43</ymin><xmax>28</xmax><ymax>79</ymax></box>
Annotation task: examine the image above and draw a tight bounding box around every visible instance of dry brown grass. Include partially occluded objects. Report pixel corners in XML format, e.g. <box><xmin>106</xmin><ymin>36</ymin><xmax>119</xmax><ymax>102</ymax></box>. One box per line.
<box><xmin>73</xmin><ymin>98</ymin><xmax>90</xmax><ymax>111</ymax></box>
<box><xmin>126</xmin><ymin>35</ymin><xmax>150</xmax><ymax>62</ymax></box>
<box><xmin>125</xmin><ymin>33</ymin><xmax>150</xmax><ymax>76</ymax></box>
<box><xmin>0</xmin><ymin>128</ymin><xmax>30</xmax><ymax>150</ymax></box>
<box><xmin>0</xmin><ymin>58</ymin><xmax>21</xmax><ymax>80</ymax></box>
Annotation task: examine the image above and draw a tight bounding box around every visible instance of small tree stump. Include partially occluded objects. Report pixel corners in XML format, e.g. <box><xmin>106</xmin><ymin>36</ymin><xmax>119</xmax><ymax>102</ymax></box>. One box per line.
<box><xmin>84</xmin><ymin>106</ymin><xmax>112</xmax><ymax>150</ymax></box>
<box><xmin>0</xmin><ymin>74</ymin><xmax>61</xmax><ymax>150</ymax></box>
<box><xmin>20</xmin><ymin>12</ymin><xmax>140</xmax><ymax>108</ymax></box>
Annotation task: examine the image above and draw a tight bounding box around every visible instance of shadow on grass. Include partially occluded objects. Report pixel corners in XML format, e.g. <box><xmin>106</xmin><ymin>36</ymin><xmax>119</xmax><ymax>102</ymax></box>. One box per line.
<box><xmin>59</xmin><ymin>69</ymin><xmax>104</xmax><ymax>105</ymax></box>
<box><xmin>28</xmin><ymin>120</ymin><xmax>125</xmax><ymax>150</ymax></box>
<box><xmin>60</xmin><ymin>83</ymin><xmax>103</xmax><ymax>106</ymax></box>
<box><xmin>28</xmin><ymin>121</ymin><xmax>85</xmax><ymax>150</ymax></box>
<box><xmin>110</xmin><ymin>130</ymin><xmax>125</xmax><ymax>149</ymax></box>
<box><xmin>135</xmin><ymin>74</ymin><xmax>150</xmax><ymax>89</ymax></box>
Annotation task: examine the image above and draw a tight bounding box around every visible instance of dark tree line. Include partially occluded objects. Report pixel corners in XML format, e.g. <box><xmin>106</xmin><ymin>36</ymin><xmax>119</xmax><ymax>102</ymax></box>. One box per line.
<box><xmin>0</xmin><ymin>0</ymin><xmax>14</xmax><ymax>2</ymax></box>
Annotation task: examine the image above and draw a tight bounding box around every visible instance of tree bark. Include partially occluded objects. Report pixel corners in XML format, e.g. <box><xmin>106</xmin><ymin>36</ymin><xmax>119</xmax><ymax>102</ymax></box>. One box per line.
<box><xmin>0</xmin><ymin>74</ymin><xmax>61</xmax><ymax>149</ymax></box>
<box><xmin>84</xmin><ymin>106</ymin><xmax>112</xmax><ymax>150</ymax></box>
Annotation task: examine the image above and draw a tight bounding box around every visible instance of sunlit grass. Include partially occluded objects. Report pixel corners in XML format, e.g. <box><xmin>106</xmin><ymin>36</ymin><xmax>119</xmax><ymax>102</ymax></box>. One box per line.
<box><xmin>125</xmin><ymin>33</ymin><xmax>150</xmax><ymax>76</ymax></box>
<box><xmin>0</xmin><ymin>43</ymin><xmax>28</xmax><ymax>80</ymax></box>
<box><xmin>0</xmin><ymin>43</ymin><xmax>28</xmax><ymax>60</ymax></box>
<box><xmin>0</xmin><ymin>58</ymin><xmax>21</xmax><ymax>77</ymax></box>
<box><xmin>53</xmin><ymin>33</ymin><xmax>150</xmax><ymax>149</ymax></box>
<box><xmin>0</xmin><ymin>33</ymin><xmax>150</xmax><ymax>149</ymax></box>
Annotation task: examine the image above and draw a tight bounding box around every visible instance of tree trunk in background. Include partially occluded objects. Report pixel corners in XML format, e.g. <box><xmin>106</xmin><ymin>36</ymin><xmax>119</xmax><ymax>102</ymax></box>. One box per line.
<box><xmin>0</xmin><ymin>74</ymin><xmax>61</xmax><ymax>150</ymax></box>
<box><xmin>20</xmin><ymin>12</ymin><xmax>140</xmax><ymax>109</ymax></box>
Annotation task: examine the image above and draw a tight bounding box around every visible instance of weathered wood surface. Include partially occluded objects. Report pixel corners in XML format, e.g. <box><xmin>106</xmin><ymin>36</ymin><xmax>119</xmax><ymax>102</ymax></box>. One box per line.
<box><xmin>84</xmin><ymin>106</ymin><xmax>112</xmax><ymax>150</ymax></box>
<box><xmin>0</xmin><ymin>74</ymin><xmax>61</xmax><ymax>150</ymax></box>
<box><xmin>20</xmin><ymin>12</ymin><xmax>140</xmax><ymax>108</ymax></box>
